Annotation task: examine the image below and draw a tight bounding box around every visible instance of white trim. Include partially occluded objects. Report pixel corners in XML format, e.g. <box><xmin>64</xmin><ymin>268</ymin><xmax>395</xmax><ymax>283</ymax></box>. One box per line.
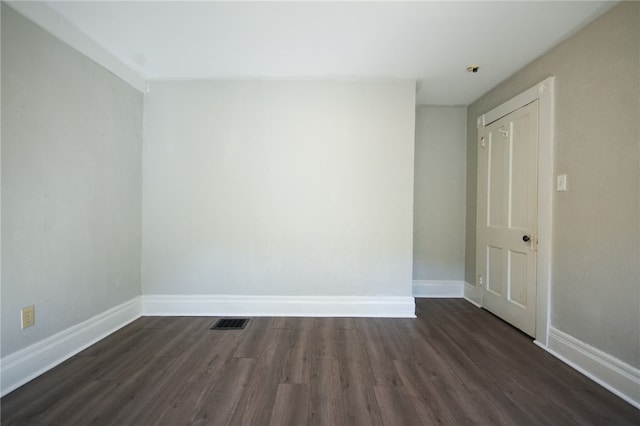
<box><xmin>0</xmin><ymin>297</ymin><xmax>141</xmax><ymax>397</ymax></box>
<box><xmin>535</xmin><ymin>327</ymin><xmax>640</xmax><ymax>409</ymax></box>
<box><xmin>412</xmin><ymin>280</ymin><xmax>463</xmax><ymax>298</ymax></box>
<box><xmin>463</xmin><ymin>281</ymin><xmax>482</xmax><ymax>307</ymax></box>
<box><xmin>5</xmin><ymin>1</ymin><xmax>146</xmax><ymax>93</ymax></box>
<box><xmin>534</xmin><ymin>77</ymin><xmax>554</xmax><ymax>346</ymax></box>
<box><xmin>482</xmin><ymin>79</ymin><xmax>548</xmax><ymax>125</ymax></box>
<box><xmin>141</xmin><ymin>295</ymin><xmax>416</xmax><ymax>318</ymax></box>
<box><xmin>477</xmin><ymin>76</ymin><xmax>554</xmax><ymax>344</ymax></box>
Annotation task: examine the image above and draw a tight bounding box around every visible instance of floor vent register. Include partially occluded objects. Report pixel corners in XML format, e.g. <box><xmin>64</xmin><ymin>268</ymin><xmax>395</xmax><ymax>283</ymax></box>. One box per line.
<box><xmin>211</xmin><ymin>318</ymin><xmax>249</xmax><ymax>330</ymax></box>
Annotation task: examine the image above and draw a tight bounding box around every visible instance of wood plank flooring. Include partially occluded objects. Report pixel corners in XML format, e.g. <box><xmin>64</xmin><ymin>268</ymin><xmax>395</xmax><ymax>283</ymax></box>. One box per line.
<box><xmin>1</xmin><ymin>299</ymin><xmax>638</xmax><ymax>425</ymax></box>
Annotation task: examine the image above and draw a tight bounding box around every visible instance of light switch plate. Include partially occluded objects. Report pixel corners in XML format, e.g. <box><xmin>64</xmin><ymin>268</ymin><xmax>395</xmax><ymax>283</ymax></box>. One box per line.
<box><xmin>557</xmin><ymin>174</ymin><xmax>567</xmax><ymax>191</ymax></box>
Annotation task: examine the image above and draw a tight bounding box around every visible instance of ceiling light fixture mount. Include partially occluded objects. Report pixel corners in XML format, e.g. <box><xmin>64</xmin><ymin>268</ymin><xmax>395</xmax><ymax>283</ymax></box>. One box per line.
<box><xmin>467</xmin><ymin>65</ymin><xmax>480</xmax><ymax>73</ymax></box>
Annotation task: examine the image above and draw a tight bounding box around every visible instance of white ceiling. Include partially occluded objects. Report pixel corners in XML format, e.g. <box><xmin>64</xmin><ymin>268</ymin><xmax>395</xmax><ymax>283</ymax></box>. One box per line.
<box><xmin>31</xmin><ymin>1</ymin><xmax>615</xmax><ymax>105</ymax></box>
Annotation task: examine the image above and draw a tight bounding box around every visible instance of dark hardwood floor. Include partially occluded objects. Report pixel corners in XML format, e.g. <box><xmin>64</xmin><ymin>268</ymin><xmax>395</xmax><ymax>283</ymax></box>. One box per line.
<box><xmin>2</xmin><ymin>299</ymin><xmax>638</xmax><ymax>425</ymax></box>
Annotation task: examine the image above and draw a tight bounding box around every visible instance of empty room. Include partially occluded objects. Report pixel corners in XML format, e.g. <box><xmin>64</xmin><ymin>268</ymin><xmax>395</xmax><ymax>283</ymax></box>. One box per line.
<box><xmin>1</xmin><ymin>1</ymin><xmax>639</xmax><ymax>425</ymax></box>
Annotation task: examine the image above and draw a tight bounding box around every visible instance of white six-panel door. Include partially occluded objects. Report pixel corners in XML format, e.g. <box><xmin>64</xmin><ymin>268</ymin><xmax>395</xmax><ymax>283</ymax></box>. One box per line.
<box><xmin>476</xmin><ymin>100</ymin><xmax>539</xmax><ymax>336</ymax></box>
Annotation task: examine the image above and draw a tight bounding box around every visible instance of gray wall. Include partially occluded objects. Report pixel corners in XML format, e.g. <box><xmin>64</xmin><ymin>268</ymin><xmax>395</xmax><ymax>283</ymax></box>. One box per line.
<box><xmin>465</xmin><ymin>2</ymin><xmax>639</xmax><ymax>367</ymax></box>
<box><xmin>1</xmin><ymin>5</ymin><xmax>143</xmax><ymax>357</ymax></box>
<box><xmin>142</xmin><ymin>81</ymin><xmax>416</xmax><ymax>298</ymax></box>
<box><xmin>413</xmin><ymin>106</ymin><xmax>467</xmax><ymax>281</ymax></box>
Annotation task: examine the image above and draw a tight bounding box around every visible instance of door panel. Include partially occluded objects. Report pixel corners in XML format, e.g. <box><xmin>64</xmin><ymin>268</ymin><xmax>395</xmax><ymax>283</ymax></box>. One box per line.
<box><xmin>508</xmin><ymin>249</ymin><xmax>527</xmax><ymax>307</ymax></box>
<box><xmin>477</xmin><ymin>101</ymin><xmax>538</xmax><ymax>336</ymax></box>
<box><xmin>510</xmin><ymin>115</ymin><xmax>531</xmax><ymax>229</ymax></box>
<box><xmin>488</xmin><ymin>131</ymin><xmax>508</xmax><ymax>227</ymax></box>
<box><xmin>486</xmin><ymin>246</ymin><xmax>503</xmax><ymax>296</ymax></box>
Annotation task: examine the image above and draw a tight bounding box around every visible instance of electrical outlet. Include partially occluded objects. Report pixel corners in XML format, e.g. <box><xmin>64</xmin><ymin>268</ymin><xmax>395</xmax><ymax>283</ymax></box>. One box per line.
<box><xmin>21</xmin><ymin>305</ymin><xmax>35</xmax><ymax>329</ymax></box>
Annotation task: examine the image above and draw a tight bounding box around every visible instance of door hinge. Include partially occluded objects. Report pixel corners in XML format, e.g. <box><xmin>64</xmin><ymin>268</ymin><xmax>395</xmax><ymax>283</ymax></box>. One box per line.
<box><xmin>480</xmin><ymin>136</ymin><xmax>486</xmax><ymax>148</ymax></box>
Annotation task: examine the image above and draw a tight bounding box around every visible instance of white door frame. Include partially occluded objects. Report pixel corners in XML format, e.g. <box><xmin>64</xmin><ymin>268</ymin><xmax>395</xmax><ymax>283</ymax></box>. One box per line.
<box><xmin>477</xmin><ymin>77</ymin><xmax>554</xmax><ymax>346</ymax></box>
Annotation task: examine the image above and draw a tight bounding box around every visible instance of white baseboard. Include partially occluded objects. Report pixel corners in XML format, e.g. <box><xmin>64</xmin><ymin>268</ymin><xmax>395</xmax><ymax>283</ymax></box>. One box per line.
<box><xmin>412</xmin><ymin>280</ymin><xmax>463</xmax><ymax>298</ymax></box>
<box><xmin>141</xmin><ymin>295</ymin><xmax>416</xmax><ymax>318</ymax></box>
<box><xmin>0</xmin><ymin>297</ymin><xmax>141</xmax><ymax>397</ymax></box>
<box><xmin>463</xmin><ymin>281</ymin><xmax>482</xmax><ymax>307</ymax></box>
<box><xmin>535</xmin><ymin>327</ymin><xmax>640</xmax><ymax>409</ymax></box>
